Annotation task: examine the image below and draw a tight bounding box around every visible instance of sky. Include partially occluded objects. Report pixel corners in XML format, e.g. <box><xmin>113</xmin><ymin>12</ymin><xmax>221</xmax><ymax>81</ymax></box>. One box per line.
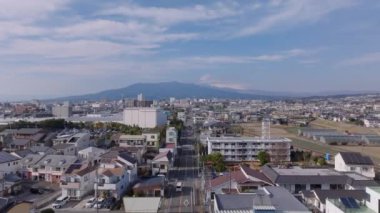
<box><xmin>0</xmin><ymin>0</ymin><xmax>380</xmax><ymax>100</ymax></box>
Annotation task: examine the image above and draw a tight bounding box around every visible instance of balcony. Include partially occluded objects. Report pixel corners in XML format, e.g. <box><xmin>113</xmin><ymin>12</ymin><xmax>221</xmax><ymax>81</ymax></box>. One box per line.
<box><xmin>97</xmin><ymin>183</ymin><xmax>117</xmax><ymax>190</ymax></box>
<box><xmin>60</xmin><ymin>181</ymin><xmax>81</xmax><ymax>189</ymax></box>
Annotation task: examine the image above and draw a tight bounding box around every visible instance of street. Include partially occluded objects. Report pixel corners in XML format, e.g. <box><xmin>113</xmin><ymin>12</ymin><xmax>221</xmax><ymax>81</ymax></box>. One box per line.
<box><xmin>160</xmin><ymin>127</ymin><xmax>204</xmax><ymax>213</ymax></box>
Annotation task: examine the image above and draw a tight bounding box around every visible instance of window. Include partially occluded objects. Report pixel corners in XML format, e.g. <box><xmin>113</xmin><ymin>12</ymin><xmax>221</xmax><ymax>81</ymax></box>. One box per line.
<box><xmin>310</xmin><ymin>184</ymin><xmax>322</xmax><ymax>190</ymax></box>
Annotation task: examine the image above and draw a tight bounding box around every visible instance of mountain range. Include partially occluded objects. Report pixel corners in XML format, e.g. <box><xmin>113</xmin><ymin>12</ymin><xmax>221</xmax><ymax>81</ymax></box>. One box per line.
<box><xmin>50</xmin><ymin>81</ymin><xmax>379</xmax><ymax>102</ymax></box>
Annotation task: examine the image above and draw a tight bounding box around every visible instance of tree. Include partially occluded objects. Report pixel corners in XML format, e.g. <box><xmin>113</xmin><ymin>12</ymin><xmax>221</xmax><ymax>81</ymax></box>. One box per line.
<box><xmin>202</xmin><ymin>152</ymin><xmax>226</xmax><ymax>172</ymax></box>
<box><xmin>257</xmin><ymin>151</ymin><xmax>270</xmax><ymax>166</ymax></box>
<box><xmin>303</xmin><ymin>151</ymin><xmax>312</xmax><ymax>162</ymax></box>
<box><xmin>317</xmin><ymin>157</ymin><xmax>326</xmax><ymax>166</ymax></box>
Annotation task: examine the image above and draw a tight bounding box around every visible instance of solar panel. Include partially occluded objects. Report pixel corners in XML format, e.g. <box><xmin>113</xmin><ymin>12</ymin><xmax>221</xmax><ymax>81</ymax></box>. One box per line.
<box><xmin>340</xmin><ymin>197</ymin><xmax>352</xmax><ymax>208</ymax></box>
<box><xmin>347</xmin><ymin>197</ymin><xmax>360</xmax><ymax>209</ymax></box>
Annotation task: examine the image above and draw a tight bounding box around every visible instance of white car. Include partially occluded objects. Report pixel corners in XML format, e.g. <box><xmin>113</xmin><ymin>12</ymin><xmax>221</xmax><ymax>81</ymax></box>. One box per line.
<box><xmin>85</xmin><ymin>197</ymin><xmax>96</xmax><ymax>208</ymax></box>
<box><xmin>52</xmin><ymin>196</ymin><xmax>69</xmax><ymax>209</ymax></box>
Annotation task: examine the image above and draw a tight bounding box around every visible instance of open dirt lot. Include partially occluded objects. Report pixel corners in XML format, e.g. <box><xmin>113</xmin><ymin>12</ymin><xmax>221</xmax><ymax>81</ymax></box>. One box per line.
<box><xmin>311</xmin><ymin>118</ymin><xmax>380</xmax><ymax>135</ymax></box>
<box><xmin>240</xmin><ymin>122</ymin><xmax>380</xmax><ymax>166</ymax></box>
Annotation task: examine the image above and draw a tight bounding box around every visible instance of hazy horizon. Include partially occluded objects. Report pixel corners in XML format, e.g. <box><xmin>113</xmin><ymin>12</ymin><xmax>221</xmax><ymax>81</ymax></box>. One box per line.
<box><xmin>1</xmin><ymin>0</ymin><xmax>380</xmax><ymax>99</ymax></box>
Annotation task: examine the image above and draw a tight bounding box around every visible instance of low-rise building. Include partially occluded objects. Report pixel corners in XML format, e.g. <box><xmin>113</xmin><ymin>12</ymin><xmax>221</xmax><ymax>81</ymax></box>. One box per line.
<box><xmin>0</xmin><ymin>152</ymin><xmax>20</xmax><ymax>178</ymax></box>
<box><xmin>166</xmin><ymin>127</ymin><xmax>178</xmax><ymax>145</ymax></box>
<box><xmin>207</xmin><ymin>136</ymin><xmax>291</xmax><ymax>162</ymax></box>
<box><xmin>301</xmin><ymin>189</ymin><xmax>367</xmax><ymax>213</ymax></box>
<box><xmin>326</xmin><ymin>187</ymin><xmax>380</xmax><ymax>213</ymax></box>
<box><xmin>207</xmin><ymin>165</ymin><xmax>273</xmax><ymax>201</ymax></box>
<box><xmin>213</xmin><ymin>186</ymin><xmax>310</xmax><ymax>213</ymax></box>
<box><xmin>60</xmin><ymin>164</ymin><xmax>97</xmax><ymax>200</ymax></box>
<box><xmin>151</xmin><ymin>150</ymin><xmax>173</xmax><ymax>176</ymax></box>
<box><xmin>78</xmin><ymin>147</ymin><xmax>106</xmax><ymax>164</ymax></box>
<box><xmin>334</xmin><ymin>152</ymin><xmax>375</xmax><ymax>179</ymax></box>
<box><xmin>132</xmin><ymin>176</ymin><xmax>165</xmax><ymax>197</ymax></box>
<box><xmin>31</xmin><ymin>155</ymin><xmax>78</xmax><ymax>183</ymax></box>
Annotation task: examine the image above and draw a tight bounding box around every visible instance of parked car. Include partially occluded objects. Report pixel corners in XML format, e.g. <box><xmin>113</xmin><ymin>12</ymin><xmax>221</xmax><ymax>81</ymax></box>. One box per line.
<box><xmin>93</xmin><ymin>198</ymin><xmax>105</xmax><ymax>209</ymax></box>
<box><xmin>103</xmin><ymin>197</ymin><xmax>116</xmax><ymax>209</ymax></box>
<box><xmin>52</xmin><ymin>196</ymin><xmax>69</xmax><ymax>209</ymax></box>
<box><xmin>85</xmin><ymin>197</ymin><xmax>96</xmax><ymax>208</ymax></box>
<box><xmin>30</xmin><ymin>187</ymin><xmax>44</xmax><ymax>194</ymax></box>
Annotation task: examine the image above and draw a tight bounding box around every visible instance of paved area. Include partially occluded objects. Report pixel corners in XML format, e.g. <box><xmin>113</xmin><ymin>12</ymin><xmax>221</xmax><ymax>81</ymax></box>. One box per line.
<box><xmin>160</xmin><ymin>126</ymin><xmax>204</xmax><ymax>213</ymax></box>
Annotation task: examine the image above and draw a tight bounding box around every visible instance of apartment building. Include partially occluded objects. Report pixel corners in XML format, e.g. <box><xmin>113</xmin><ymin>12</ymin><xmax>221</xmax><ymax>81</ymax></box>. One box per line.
<box><xmin>119</xmin><ymin>133</ymin><xmax>160</xmax><ymax>149</ymax></box>
<box><xmin>123</xmin><ymin>107</ymin><xmax>167</xmax><ymax>128</ymax></box>
<box><xmin>207</xmin><ymin>136</ymin><xmax>291</xmax><ymax>162</ymax></box>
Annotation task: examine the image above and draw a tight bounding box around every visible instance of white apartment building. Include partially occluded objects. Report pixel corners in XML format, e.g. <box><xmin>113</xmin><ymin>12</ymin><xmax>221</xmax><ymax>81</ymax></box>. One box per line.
<box><xmin>142</xmin><ymin>133</ymin><xmax>160</xmax><ymax>148</ymax></box>
<box><xmin>52</xmin><ymin>102</ymin><xmax>72</xmax><ymax>118</ymax></box>
<box><xmin>207</xmin><ymin>136</ymin><xmax>291</xmax><ymax>162</ymax></box>
<box><xmin>123</xmin><ymin>107</ymin><xmax>167</xmax><ymax>128</ymax></box>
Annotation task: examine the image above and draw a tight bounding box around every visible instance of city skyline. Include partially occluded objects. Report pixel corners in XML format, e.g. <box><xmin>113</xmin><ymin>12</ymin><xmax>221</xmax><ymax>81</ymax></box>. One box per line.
<box><xmin>1</xmin><ymin>0</ymin><xmax>380</xmax><ymax>99</ymax></box>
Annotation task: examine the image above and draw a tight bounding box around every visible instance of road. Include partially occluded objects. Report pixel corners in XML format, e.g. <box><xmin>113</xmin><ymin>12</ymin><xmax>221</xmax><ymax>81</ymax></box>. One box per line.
<box><xmin>161</xmin><ymin>126</ymin><xmax>204</xmax><ymax>213</ymax></box>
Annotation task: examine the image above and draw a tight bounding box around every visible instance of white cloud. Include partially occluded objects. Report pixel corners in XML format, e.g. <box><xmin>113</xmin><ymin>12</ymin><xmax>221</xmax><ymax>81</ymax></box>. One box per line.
<box><xmin>0</xmin><ymin>21</ymin><xmax>46</xmax><ymax>40</ymax></box>
<box><xmin>0</xmin><ymin>39</ymin><xmax>156</xmax><ymax>59</ymax></box>
<box><xmin>199</xmin><ymin>74</ymin><xmax>248</xmax><ymax>90</ymax></box>
<box><xmin>0</xmin><ymin>0</ymin><xmax>68</xmax><ymax>22</ymax></box>
<box><xmin>236</xmin><ymin>0</ymin><xmax>355</xmax><ymax>37</ymax></box>
<box><xmin>101</xmin><ymin>2</ymin><xmax>238</xmax><ymax>26</ymax></box>
<box><xmin>183</xmin><ymin>49</ymin><xmax>308</xmax><ymax>64</ymax></box>
<box><xmin>339</xmin><ymin>52</ymin><xmax>380</xmax><ymax>66</ymax></box>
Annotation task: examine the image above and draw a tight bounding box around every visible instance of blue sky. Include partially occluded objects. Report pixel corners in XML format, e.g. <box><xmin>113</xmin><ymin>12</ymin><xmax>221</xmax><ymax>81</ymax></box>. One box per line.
<box><xmin>0</xmin><ymin>0</ymin><xmax>380</xmax><ymax>99</ymax></box>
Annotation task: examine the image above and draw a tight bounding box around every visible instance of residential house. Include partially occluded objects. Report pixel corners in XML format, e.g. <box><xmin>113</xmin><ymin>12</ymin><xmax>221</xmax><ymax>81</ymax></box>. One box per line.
<box><xmin>118</xmin><ymin>135</ymin><xmax>146</xmax><ymax>148</ymax></box>
<box><xmin>19</xmin><ymin>154</ymin><xmax>45</xmax><ymax>180</ymax></box>
<box><xmin>29</xmin><ymin>145</ymin><xmax>56</xmax><ymax>155</ymax></box>
<box><xmin>262</xmin><ymin>165</ymin><xmax>378</xmax><ymax>194</ymax></box>
<box><xmin>207</xmin><ymin>165</ymin><xmax>272</xmax><ymax>201</ymax></box>
<box><xmin>31</xmin><ymin>155</ymin><xmax>78</xmax><ymax>183</ymax></box>
<box><xmin>301</xmin><ymin>189</ymin><xmax>367</xmax><ymax>213</ymax></box>
<box><xmin>96</xmin><ymin>167</ymin><xmax>130</xmax><ymax>199</ymax></box>
<box><xmin>132</xmin><ymin>176</ymin><xmax>165</xmax><ymax>197</ymax></box>
<box><xmin>262</xmin><ymin>165</ymin><xmax>348</xmax><ymax>194</ymax></box>
<box><xmin>52</xmin><ymin>143</ymin><xmax>76</xmax><ymax>156</ymax></box>
<box><xmin>335</xmin><ymin>152</ymin><xmax>375</xmax><ymax>179</ymax></box>
<box><xmin>78</xmin><ymin>147</ymin><xmax>106</xmax><ymax>165</ymax></box>
<box><xmin>151</xmin><ymin>150</ymin><xmax>172</xmax><ymax>176</ymax></box>
<box><xmin>142</xmin><ymin>132</ymin><xmax>160</xmax><ymax>148</ymax></box>
<box><xmin>213</xmin><ymin>186</ymin><xmax>310</xmax><ymax>213</ymax></box>
<box><xmin>0</xmin><ymin>151</ymin><xmax>20</xmax><ymax>178</ymax></box>
<box><xmin>166</xmin><ymin>127</ymin><xmax>177</xmax><ymax>145</ymax></box>
<box><xmin>60</xmin><ymin>164</ymin><xmax>97</xmax><ymax>200</ymax></box>
<box><xmin>53</xmin><ymin>132</ymin><xmax>91</xmax><ymax>154</ymax></box>
<box><xmin>325</xmin><ymin>187</ymin><xmax>380</xmax><ymax>213</ymax></box>
<box><xmin>97</xmin><ymin>151</ymin><xmax>138</xmax><ymax>199</ymax></box>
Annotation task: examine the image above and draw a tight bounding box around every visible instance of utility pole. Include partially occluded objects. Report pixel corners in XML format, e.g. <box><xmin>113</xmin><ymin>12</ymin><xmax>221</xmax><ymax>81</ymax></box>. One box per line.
<box><xmin>95</xmin><ymin>167</ymin><xmax>99</xmax><ymax>213</ymax></box>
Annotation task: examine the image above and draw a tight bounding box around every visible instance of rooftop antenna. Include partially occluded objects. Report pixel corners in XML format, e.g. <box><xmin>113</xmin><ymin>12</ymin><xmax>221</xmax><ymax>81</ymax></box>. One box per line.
<box><xmin>261</xmin><ymin>117</ymin><xmax>271</xmax><ymax>139</ymax></box>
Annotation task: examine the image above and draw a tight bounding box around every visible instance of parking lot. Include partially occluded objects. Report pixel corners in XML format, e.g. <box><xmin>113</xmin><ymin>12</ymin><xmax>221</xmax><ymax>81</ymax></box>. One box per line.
<box><xmin>15</xmin><ymin>181</ymin><xmax>61</xmax><ymax>208</ymax></box>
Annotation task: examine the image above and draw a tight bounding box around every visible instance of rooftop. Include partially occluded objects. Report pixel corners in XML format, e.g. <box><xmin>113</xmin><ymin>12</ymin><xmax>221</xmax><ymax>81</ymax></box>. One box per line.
<box><xmin>208</xmin><ymin>136</ymin><xmax>291</xmax><ymax>143</ymax></box>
